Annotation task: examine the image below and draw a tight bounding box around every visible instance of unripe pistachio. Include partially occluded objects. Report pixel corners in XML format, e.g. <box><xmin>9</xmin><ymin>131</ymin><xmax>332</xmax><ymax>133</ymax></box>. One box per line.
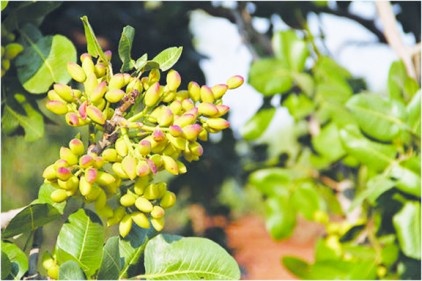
<box><xmin>120</xmin><ymin>192</ymin><xmax>137</xmax><ymax>207</ymax></box>
<box><xmin>144</xmin><ymin>82</ymin><xmax>161</xmax><ymax>107</ymax></box>
<box><xmin>173</xmin><ymin>113</ymin><xmax>196</xmax><ymax>127</ymax></box>
<box><xmin>81</xmin><ymin>54</ymin><xmax>95</xmax><ymax>75</ymax></box>
<box><xmin>53</xmin><ymin>83</ymin><xmax>74</xmax><ymax>102</ymax></box>
<box><xmin>104</xmin><ymin>50</ymin><xmax>112</xmax><ymax>61</ymax></box>
<box><xmin>54</xmin><ymin>159</ymin><xmax>69</xmax><ymax>169</ymax></box>
<box><xmin>177</xmin><ymin>160</ymin><xmax>187</xmax><ymax>174</ymax></box>
<box><xmin>169</xmin><ymin>125</ymin><xmax>183</xmax><ymax>137</ymax></box>
<box><xmin>97</xmin><ymin>204</ymin><xmax>114</xmax><ymax>219</ymax></box>
<box><xmin>68</xmin><ymin>138</ymin><xmax>84</xmax><ymax>156</ymax></box>
<box><xmin>78</xmin><ymin>101</ymin><xmax>88</xmax><ymax>119</ymax></box>
<box><xmin>160</xmin><ymin>191</ymin><xmax>177</xmax><ymax>208</ymax></box>
<box><xmin>211</xmin><ymin>84</ymin><xmax>229</xmax><ymax>99</ymax></box>
<box><xmin>148</xmin><ymin>68</ymin><xmax>161</xmax><ymax>84</ymax></box>
<box><xmin>65</xmin><ymin>112</ymin><xmax>84</xmax><ymax>127</ymax></box>
<box><xmin>73</xmin><ymin>89</ymin><xmax>82</xmax><ymax>99</ymax></box>
<box><xmin>215</xmin><ymin>104</ymin><xmax>230</xmax><ymax>117</ymax></box>
<box><xmin>112</xmin><ymin>162</ymin><xmax>129</xmax><ymax>179</ymax></box>
<box><xmin>94</xmin><ymin>189</ymin><xmax>107</xmax><ymax>209</ymax></box>
<box><xmin>94</xmin><ymin>62</ymin><xmax>106</xmax><ymax>78</ymax></box>
<box><xmin>131</xmin><ymin>212</ymin><xmax>150</xmax><ymax>229</ymax></box>
<box><xmin>169</xmin><ymin>100</ymin><xmax>183</xmax><ymax>115</ymax></box>
<box><xmin>126</xmin><ymin>78</ymin><xmax>143</xmax><ymax>93</ymax></box>
<box><xmin>162</xmin><ymin>144</ymin><xmax>178</xmax><ymax>159</ymax></box>
<box><xmin>84</xmin><ymin>73</ymin><xmax>98</xmax><ymax>96</ymax></box>
<box><xmin>119</xmin><ymin>214</ymin><xmax>133</xmax><ymax>238</ymax></box>
<box><xmin>123</xmin><ymin>73</ymin><xmax>132</xmax><ymax>85</ymax></box>
<box><xmin>47</xmin><ymin>89</ymin><xmax>66</xmax><ymax>102</ymax></box>
<box><xmin>182</xmin><ymin>124</ymin><xmax>202</xmax><ymax>141</ymax></box>
<box><xmin>101</xmin><ymin>148</ymin><xmax>119</xmax><ymax>162</ymax></box>
<box><xmin>58</xmin><ymin>176</ymin><xmax>79</xmax><ymax>191</ymax></box>
<box><xmin>46</xmin><ymin>100</ymin><xmax>68</xmax><ymax>115</ymax></box>
<box><xmin>42</xmin><ymin>164</ymin><xmax>57</xmax><ymax>180</ymax></box>
<box><xmin>47</xmin><ymin>264</ymin><xmax>60</xmax><ymax>280</ymax></box>
<box><xmin>198</xmin><ymin>128</ymin><xmax>208</xmax><ymax>141</ymax></box>
<box><xmin>161</xmin><ymin>155</ymin><xmax>179</xmax><ymax>175</ymax></box>
<box><xmin>79</xmin><ymin>154</ymin><xmax>95</xmax><ymax>168</ymax></box>
<box><xmin>205</xmin><ymin>117</ymin><xmax>230</xmax><ymax>130</ymax></box>
<box><xmin>60</xmin><ymin>147</ymin><xmax>78</xmax><ymax>166</ymax></box>
<box><xmin>134</xmin><ymin>176</ymin><xmax>150</xmax><ymax>195</ymax></box>
<box><xmin>85</xmin><ymin>184</ymin><xmax>102</xmax><ymax>201</ymax></box>
<box><xmin>108</xmin><ymin>73</ymin><xmax>126</xmax><ymax>90</ymax></box>
<box><xmin>79</xmin><ymin>176</ymin><xmax>92</xmax><ymax>196</ymax></box>
<box><xmin>115</xmin><ymin>137</ymin><xmax>128</xmax><ymax>157</ymax></box>
<box><xmin>135</xmin><ymin>196</ymin><xmax>153</xmax><ymax>213</ymax></box>
<box><xmin>152</xmin><ymin>128</ymin><xmax>166</xmax><ymax>142</ymax></box>
<box><xmin>143</xmin><ymin>183</ymin><xmax>161</xmax><ymax>200</ymax></box>
<box><xmin>166</xmin><ymin>69</ymin><xmax>181</xmax><ymax>91</ymax></box>
<box><xmin>147</xmin><ymin>158</ymin><xmax>158</xmax><ymax>174</ymax></box>
<box><xmin>200</xmin><ymin>85</ymin><xmax>214</xmax><ymax>103</ymax></box>
<box><xmin>136</xmin><ymin>160</ymin><xmax>151</xmax><ymax>177</ymax></box>
<box><xmin>93</xmin><ymin>96</ymin><xmax>106</xmax><ymax>111</ymax></box>
<box><xmin>189</xmin><ymin>141</ymin><xmax>204</xmax><ymax>157</ymax></box>
<box><xmin>181</xmin><ymin>98</ymin><xmax>195</xmax><ymax>111</ymax></box>
<box><xmin>86</xmin><ymin>105</ymin><xmax>106</xmax><ymax>125</ymax></box>
<box><xmin>56</xmin><ymin>167</ymin><xmax>72</xmax><ymax>181</ymax></box>
<box><xmin>107</xmin><ymin>207</ymin><xmax>124</xmax><ymax>226</ymax></box>
<box><xmin>162</xmin><ymin>90</ymin><xmax>176</xmax><ymax>103</ymax></box>
<box><xmin>226</xmin><ymin>75</ymin><xmax>244</xmax><ymax>89</ymax></box>
<box><xmin>151</xmin><ymin>206</ymin><xmax>165</xmax><ymax>219</ymax></box>
<box><xmin>138</xmin><ymin>139</ymin><xmax>152</xmax><ymax>156</ymax></box>
<box><xmin>157</xmin><ymin>107</ymin><xmax>174</xmax><ymax>127</ymax></box>
<box><xmin>85</xmin><ymin>167</ymin><xmax>98</xmax><ymax>184</ymax></box>
<box><xmin>167</xmin><ymin>134</ymin><xmax>187</xmax><ymax>150</ymax></box>
<box><xmin>149</xmin><ymin>154</ymin><xmax>163</xmax><ymax>169</ymax></box>
<box><xmin>90</xmin><ymin>81</ymin><xmax>108</xmax><ymax>103</ymax></box>
<box><xmin>67</xmin><ymin>61</ymin><xmax>86</xmax><ymax>82</ymax></box>
<box><xmin>198</xmin><ymin>102</ymin><xmax>218</xmax><ymax>117</ymax></box>
<box><xmin>151</xmin><ymin>217</ymin><xmax>165</xmax><ymax>232</ymax></box>
<box><xmin>188</xmin><ymin>81</ymin><xmax>201</xmax><ymax>102</ymax></box>
<box><xmin>4</xmin><ymin>43</ymin><xmax>23</xmax><ymax>60</ymax></box>
<box><xmin>105</xmin><ymin>89</ymin><xmax>125</xmax><ymax>103</ymax></box>
<box><xmin>122</xmin><ymin>155</ymin><xmax>137</xmax><ymax>180</ymax></box>
<box><xmin>96</xmin><ymin>171</ymin><xmax>116</xmax><ymax>186</ymax></box>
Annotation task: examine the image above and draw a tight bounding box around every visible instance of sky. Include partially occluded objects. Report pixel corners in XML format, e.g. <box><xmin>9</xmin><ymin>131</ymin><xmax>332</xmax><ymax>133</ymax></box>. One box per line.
<box><xmin>188</xmin><ymin>1</ymin><xmax>416</xmax><ymax>137</ymax></box>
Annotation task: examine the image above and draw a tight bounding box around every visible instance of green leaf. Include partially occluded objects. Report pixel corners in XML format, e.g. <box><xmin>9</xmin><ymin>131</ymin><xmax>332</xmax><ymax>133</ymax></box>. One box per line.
<box><xmin>1</xmin><ymin>1</ymin><xmax>8</xmax><ymax>11</ymax></box>
<box><xmin>144</xmin><ymin>234</ymin><xmax>240</xmax><ymax>280</ymax></box>
<box><xmin>388</xmin><ymin>162</ymin><xmax>421</xmax><ymax>197</ymax></box>
<box><xmin>314</xmin><ymin>56</ymin><xmax>351</xmax><ymax>81</ymax></box>
<box><xmin>406</xmin><ymin>90</ymin><xmax>421</xmax><ymax>136</ymax></box>
<box><xmin>56</xmin><ymin>209</ymin><xmax>104</xmax><ymax>278</ymax></box>
<box><xmin>3</xmin><ymin>94</ymin><xmax>44</xmax><ymax>141</ymax></box>
<box><xmin>265</xmin><ymin>195</ymin><xmax>296</xmax><ymax>240</ymax></box>
<box><xmin>346</xmin><ymin>93</ymin><xmax>407</xmax><ymax>142</ymax></box>
<box><xmin>292</xmin><ymin>182</ymin><xmax>324</xmax><ymax>220</ymax></box>
<box><xmin>80</xmin><ymin>16</ymin><xmax>108</xmax><ymax>63</ymax></box>
<box><xmin>248</xmin><ymin>58</ymin><xmax>293</xmax><ymax>96</ymax></box>
<box><xmin>240</xmin><ymin>107</ymin><xmax>276</xmax><ymax>141</ymax></box>
<box><xmin>59</xmin><ymin>260</ymin><xmax>86</xmax><ymax>280</ymax></box>
<box><xmin>118</xmin><ymin>25</ymin><xmax>136</xmax><ymax>72</ymax></box>
<box><xmin>387</xmin><ymin>60</ymin><xmax>418</xmax><ymax>102</ymax></box>
<box><xmin>316</xmin><ymin>79</ymin><xmax>353</xmax><ymax>105</ymax></box>
<box><xmin>135</xmin><ymin>53</ymin><xmax>148</xmax><ymax>70</ymax></box>
<box><xmin>312</xmin><ymin>122</ymin><xmax>346</xmax><ymax>162</ymax></box>
<box><xmin>34</xmin><ymin>182</ymin><xmax>66</xmax><ymax>214</ymax></box>
<box><xmin>1</xmin><ymin>241</ymin><xmax>28</xmax><ymax>280</ymax></box>
<box><xmin>1</xmin><ymin>251</ymin><xmax>12</xmax><ymax>280</ymax></box>
<box><xmin>16</xmin><ymin>34</ymin><xmax>76</xmax><ymax>94</ymax></box>
<box><xmin>339</xmin><ymin>125</ymin><xmax>396</xmax><ymax>171</ymax></box>
<box><xmin>292</xmin><ymin>72</ymin><xmax>314</xmax><ymax>96</ymax></box>
<box><xmin>98</xmin><ymin>237</ymin><xmax>120</xmax><ymax>280</ymax></box>
<box><xmin>248</xmin><ymin>168</ymin><xmax>291</xmax><ymax>197</ymax></box>
<box><xmin>272</xmin><ymin>30</ymin><xmax>309</xmax><ymax>72</ymax></box>
<box><xmin>393</xmin><ymin>201</ymin><xmax>421</xmax><ymax>259</ymax></box>
<box><xmin>118</xmin><ymin>225</ymin><xmax>153</xmax><ymax>279</ymax></box>
<box><xmin>283</xmin><ymin>93</ymin><xmax>314</xmax><ymax>120</ymax></box>
<box><xmin>2</xmin><ymin>203</ymin><xmax>61</xmax><ymax>238</ymax></box>
<box><xmin>152</xmin><ymin>46</ymin><xmax>183</xmax><ymax>71</ymax></box>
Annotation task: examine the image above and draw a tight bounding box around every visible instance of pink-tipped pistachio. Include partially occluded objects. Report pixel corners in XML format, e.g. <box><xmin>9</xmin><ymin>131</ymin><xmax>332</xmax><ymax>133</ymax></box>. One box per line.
<box><xmin>56</xmin><ymin>167</ymin><xmax>72</xmax><ymax>181</ymax></box>
<box><xmin>138</xmin><ymin>140</ymin><xmax>152</xmax><ymax>156</ymax></box>
<box><xmin>200</xmin><ymin>85</ymin><xmax>215</xmax><ymax>103</ymax></box>
<box><xmin>181</xmin><ymin>98</ymin><xmax>195</xmax><ymax>111</ymax></box>
<box><xmin>144</xmin><ymin>82</ymin><xmax>161</xmax><ymax>107</ymax></box>
<box><xmin>69</xmin><ymin>138</ymin><xmax>84</xmax><ymax>156</ymax></box>
<box><xmin>136</xmin><ymin>160</ymin><xmax>151</xmax><ymax>177</ymax></box>
<box><xmin>166</xmin><ymin>69</ymin><xmax>181</xmax><ymax>91</ymax></box>
<box><xmin>205</xmin><ymin>117</ymin><xmax>230</xmax><ymax>131</ymax></box>
<box><xmin>182</xmin><ymin>124</ymin><xmax>202</xmax><ymax>141</ymax></box>
<box><xmin>122</xmin><ymin>155</ymin><xmax>137</xmax><ymax>180</ymax></box>
<box><xmin>86</xmin><ymin>105</ymin><xmax>106</xmax><ymax>125</ymax></box>
<box><xmin>85</xmin><ymin>167</ymin><xmax>98</xmax><ymax>184</ymax></box>
<box><xmin>188</xmin><ymin>81</ymin><xmax>201</xmax><ymax>101</ymax></box>
<box><xmin>211</xmin><ymin>84</ymin><xmax>228</xmax><ymax>99</ymax></box>
<box><xmin>189</xmin><ymin>142</ymin><xmax>204</xmax><ymax>157</ymax></box>
<box><xmin>226</xmin><ymin>75</ymin><xmax>244</xmax><ymax>89</ymax></box>
<box><xmin>90</xmin><ymin>81</ymin><xmax>108</xmax><ymax>103</ymax></box>
<box><xmin>168</xmin><ymin>100</ymin><xmax>183</xmax><ymax>115</ymax></box>
<box><xmin>101</xmin><ymin>148</ymin><xmax>119</xmax><ymax>162</ymax></box>
<box><xmin>173</xmin><ymin>113</ymin><xmax>196</xmax><ymax>128</ymax></box>
<box><xmin>104</xmin><ymin>50</ymin><xmax>112</xmax><ymax>61</ymax></box>
<box><xmin>157</xmin><ymin>107</ymin><xmax>174</xmax><ymax>127</ymax></box>
<box><xmin>67</xmin><ymin>62</ymin><xmax>86</xmax><ymax>83</ymax></box>
<box><xmin>53</xmin><ymin>83</ymin><xmax>74</xmax><ymax>102</ymax></box>
<box><xmin>147</xmin><ymin>158</ymin><xmax>158</xmax><ymax>174</ymax></box>
<box><xmin>65</xmin><ymin>112</ymin><xmax>82</xmax><ymax>127</ymax></box>
<box><xmin>160</xmin><ymin>191</ymin><xmax>177</xmax><ymax>208</ymax></box>
<box><xmin>60</xmin><ymin>147</ymin><xmax>78</xmax><ymax>166</ymax></box>
<box><xmin>215</xmin><ymin>104</ymin><xmax>230</xmax><ymax>117</ymax></box>
<box><xmin>169</xmin><ymin>125</ymin><xmax>183</xmax><ymax>137</ymax></box>
<box><xmin>151</xmin><ymin>206</ymin><xmax>165</xmax><ymax>219</ymax></box>
<box><xmin>198</xmin><ymin>102</ymin><xmax>218</xmax><ymax>117</ymax></box>
<box><xmin>152</xmin><ymin>129</ymin><xmax>166</xmax><ymax>142</ymax></box>
<box><xmin>79</xmin><ymin>154</ymin><xmax>95</xmax><ymax>168</ymax></box>
<box><xmin>46</xmin><ymin>100</ymin><xmax>68</xmax><ymax>115</ymax></box>
<box><xmin>78</xmin><ymin>101</ymin><xmax>88</xmax><ymax>119</ymax></box>
<box><xmin>131</xmin><ymin>212</ymin><xmax>150</xmax><ymax>229</ymax></box>
<box><xmin>161</xmin><ymin>155</ymin><xmax>179</xmax><ymax>175</ymax></box>
<box><xmin>105</xmin><ymin>89</ymin><xmax>125</xmax><ymax>103</ymax></box>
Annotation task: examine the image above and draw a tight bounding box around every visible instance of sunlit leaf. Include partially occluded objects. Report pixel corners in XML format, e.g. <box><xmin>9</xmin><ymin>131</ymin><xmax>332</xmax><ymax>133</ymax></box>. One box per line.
<box><xmin>265</xmin><ymin>194</ymin><xmax>296</xmax><ymax>240</ymax></box>
<box><xmin>240</xmin><ymin>107</ymin><xmax>276</xmax><ymax>141</ymax></box>
<box><xmin>16</xmin><ymin>34</ymin><xmax>76</xmax><ymax>94</ymax></box>
<box><xmin>59</xmin><ymin>260</ymin><xmax>86</xmax><ymax>280</ymax></box>
<box><xmin>80</xmin><ymin>16</ymin><xmax>108</xmax><ymax>63</ymax></box>
<box><xmin>283</xmin><ymin>93</ymin><xmax>314</xmax><ymax>120</ymax></box>
<box><xmin>393</xmin><ymin>201</ymin><xmax>421</xmax><ymax>259</ymax></box>
<box><xmin>118</xmin><ymin>25</ymin><xmax>136</xmax><ymax>72</ymax></box>
<box><xmin>292</xmin><ymin>182</ymin><xmax>325</xmax><ymax>220</ymax></box>
<box><xmin>388</xmin><ymin>163</ymin><xmax>421</xmax><ymax>197</ymax></box>
<box><xmin>98</xmin><ymin>237</ymin><xmax>120</xmax><ymax>280</ymax></box>
<box><xmin>339</xmin><ymin>125</ymin><xmax>396</xmax><ymax>171</ymax></box>
<box><xmin>292</xmin><ymin>72</ymin><xmax>314</xmax><ymax>96</ymax></box>
<box><xmin>1</xmin><ymin>241</ymin><xmax>28</xmax><ymax>280</ymax></box>
<box><xmin>388</xmin><ymin>60</ymin><xmax>418</xmax><ymax>102</ymax></box>
<box><xmin>1</xmin><ymin>251</ymin><xmax>12</xmax><ymax>280</ymax></box>
<box><xmin>1</xmin><ymin>0</ymin><xmax>8</xmax><ymax>11</ymax></box>
<box><xmin>248</xmin><ymin>58</ymin><xmax>292</xmax><ymax>96</ymax></box>
<box><xmin>248</xmin><ymin>168</ymin><xmax>291</xmax><ymax>197</ymax></box>
<box><xmin>272</xmin><ymin>30</ymin><xmax>309</xmax><ymax>72</ymax></box>
<box><xmin>406</xmin><ymin>90</ymin><xmax>421</xmax><ymax>136</ymax></box>
<box><xmin>312</xmin><ymin>122</ymin><xmax>346</xmax><ymax>162</ymax></box>
<box><xmin>144</xmin><ymin>234</ymin><xmax>240</xmax><ymax>280</ymax></box>
<box><xmin>313</xmin><ymin>56</ymin><xmax>351</xmax><ymax>81</ymax></box>
<box><xmin>152</xmin><ymin>46</ymin><xmax>183</xmax><ymax>71</ymax></box>
<box><xmin>346</xmin><ymin>93</ymin><xmax>407</xmax><ymax>142</ymax></box>
<box><xmin>56</xmin><ymin>209</ymin><xmax>104</xmax><ymax>278</ymax></box>
<box><xmin>2</xmin><ymin>203</ymin><xmax>61</xmax><ymax>238</ymax></box>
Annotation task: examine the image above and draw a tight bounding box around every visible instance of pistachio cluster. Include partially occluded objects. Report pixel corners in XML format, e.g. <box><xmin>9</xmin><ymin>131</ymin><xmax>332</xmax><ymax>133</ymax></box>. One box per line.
<box><xmin>43</xmin><ymin>50</ymin><xmax>243</xmax><ymax>237</ymax></box>
<box><xmin>1</xmin><ymin>25</ymin><xmax>24</xmax><ymax>77</ymax></box>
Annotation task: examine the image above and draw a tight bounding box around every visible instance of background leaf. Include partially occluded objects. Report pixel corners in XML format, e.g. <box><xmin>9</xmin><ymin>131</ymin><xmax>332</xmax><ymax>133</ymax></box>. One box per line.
<box><xmin>248</xmin><ymin>167</ymin><xmax>291</xmax><ymax>197</ymax></box>
<box><xmin>265</xmin><ymin>195</ymin><xmax>296</xmax><ymax>240</ymax></box>
<box><xmin>2</xmin><ymin>203</ymin><xmax>61</xmax><ymax>238</ymax></box>
<box><xmin>144</xmin><ymin>234</ymin><xmax>240</xmax><ymax>280</ymax></box>
<box><xmin>56</xmin><ymin>209</ymin><xmax>104</xmax><ymax>278</ymax></box>
<box><xmin>152</xmin><ymin>46</ymin><xmax>183</xmax><ymax>71</ymax></box>
<box><xmin>1</xmin><ymin>241</ymin><xmax>28</xmax><ymax>280</ymax></box>
<box><xmin>16</xmin><ymin>34</ymin><xmax>76</xmax><ymax>94</ymax></box>
<box><xmin>272</xmin><ymin>30</ymin><xmax>309</xmax><ymax>72</ymax></box>
<box><xmin>1</xmin><ymin>251</ymin><xmax>12</xmax><ymax>279</ymax></box>
<box><xmin>406</xmin><ymin>90</ymin><xmax>421</xmax><ymax>136</ymax></box>
<box><xmin>240</xmin><ymin>107</ymin><xmax>276</xmax><ymax>141</ymax></box>
<box><xmin>98</xmin><ymin>237</ymin><xmax>120</xmax><ymax>280</ymax></box>
<box><xmin>312</xmin><ymin>122</ymin><xmax>346</xmax><ymax>162</ymax></box>
<box><xmin>393</xmin><ymin>201</ymin><xmax>421</xmax><ymax>259</ymax></box>
<box><xmin>59</xmin><ymin>260</ymin><xmax>86</xmax><ymax>280</ymax></box>
<box><xmin>118</xmin><ymin>25</ymin><xmax>135</xmax><ymax>72</ymax></box>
